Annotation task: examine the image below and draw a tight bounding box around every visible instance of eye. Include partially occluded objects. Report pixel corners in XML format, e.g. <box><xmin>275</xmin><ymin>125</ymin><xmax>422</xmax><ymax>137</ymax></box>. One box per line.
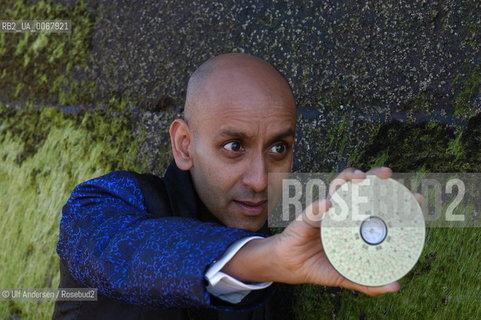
<box><xmin>270</xmin><ymin>142</ymin><xmax>287</xmax><ymax>154</ymax></box>
<box><xmin>223</xmin><ymin>141</ymin><xmax>244</xmax><ymax>152</ymax></box>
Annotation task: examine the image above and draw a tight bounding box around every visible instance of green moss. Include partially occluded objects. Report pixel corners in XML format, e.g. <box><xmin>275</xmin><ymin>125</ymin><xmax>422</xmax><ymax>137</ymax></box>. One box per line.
<box><xmin>0</xmin><ymin>0</ymin><xmax>97</xmax><ymax>106</ymax></box>
<box><xmin>453</xmin><ymin>64</ymin><xmax>481</xmax><ymax>117</ymax></box>
<box><xmin>446</xmin><ymin>128</ymin><xmax>464</xmax><ymax>161</ymax></box>
<box><xmin>345</xmin><ymin>228</ymin><xmax>480</xmax><ymax>319</ymax></box>
<box><xmin>305</xmin><ymin>115</ymin><xmax>481</xmax><ymax>317</ymax></box>
<box><xmin>326</xmin><ymin>116</ymin><xmax>350</xmax><ymax>163</ymax></box>
<box><xmin>293</xmin><ymin>285</ymin><xmax>340</xmax><ymax>320</ymax></box>
<box><xmin>350</xmin><ymin>120</ymin><xmax>481</xmax><ymax>172</ymax></box>
<box><xmin>369</xmin><ymin>152</ymin><xmax>389</xmax><ymax>167</ymax></box>
<box><xmin>464</xmin><ymin>15</ymin><xmax>480</xmax><ymax>49</ymax></box>
<box><xmin>293</xmin><ymin>228</ymin><xmax>481</xmax><ymax>319</ymax></box>
<box><xmin>0</xmin><ymin>105</ymin><xmax>146</xmax><ymax>319</ymax></box>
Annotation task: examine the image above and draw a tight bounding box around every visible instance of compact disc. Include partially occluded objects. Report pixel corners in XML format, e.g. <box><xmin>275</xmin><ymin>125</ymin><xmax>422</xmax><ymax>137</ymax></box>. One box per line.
<box><xmin>320</xmin><ymin>175</ymin><xmax>425</xmax><ymax>286</ymax></box>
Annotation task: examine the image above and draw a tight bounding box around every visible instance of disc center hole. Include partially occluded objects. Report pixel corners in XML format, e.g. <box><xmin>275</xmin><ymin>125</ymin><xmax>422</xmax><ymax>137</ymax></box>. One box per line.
<box><xmin>360</xmin><ymin>216</ymin><xmax>387</xmax><ymax>245</ymax></box>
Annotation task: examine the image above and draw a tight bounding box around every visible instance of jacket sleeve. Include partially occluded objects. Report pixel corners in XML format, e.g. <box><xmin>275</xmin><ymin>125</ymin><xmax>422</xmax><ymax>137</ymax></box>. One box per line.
<box><xmin>56</xmin><ymin>170</ymin><xmax>271</xmax><ymax>311</ymax></box>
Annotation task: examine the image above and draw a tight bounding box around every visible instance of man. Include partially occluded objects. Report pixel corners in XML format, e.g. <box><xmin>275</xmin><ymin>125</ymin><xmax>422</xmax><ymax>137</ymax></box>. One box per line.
<box><xmin>53</xmin><ymin>53</ymin><xmax>401</xmax><ymax>320</ymax></box>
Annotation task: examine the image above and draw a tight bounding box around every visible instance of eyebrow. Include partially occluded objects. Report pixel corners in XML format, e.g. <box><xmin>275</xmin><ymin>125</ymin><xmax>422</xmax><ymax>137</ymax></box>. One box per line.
<box><xmin>217</xmin><ymin>128</ymin><xmax>295</xmax><ymax>142</ymax></box>
<box><xmin>272</xmin><ymin>128</ymin><xmax>296</xmax><ymax>140</ymax></box>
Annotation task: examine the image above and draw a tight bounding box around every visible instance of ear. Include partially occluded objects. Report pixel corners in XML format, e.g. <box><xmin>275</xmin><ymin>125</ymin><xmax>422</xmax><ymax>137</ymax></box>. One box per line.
<box><xmin>169</xmin><ymin>119</ymin><xmax>194</xmax><ymax>170</ymax></box>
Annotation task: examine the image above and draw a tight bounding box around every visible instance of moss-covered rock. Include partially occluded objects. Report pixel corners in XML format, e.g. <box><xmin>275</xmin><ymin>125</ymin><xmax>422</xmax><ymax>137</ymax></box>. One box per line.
<box><xmin>1</xmin><ymin>1</ymin><xmax>480</xmax><ymax>319</ymax></box>
<box><xmin>352</xmin><ymin>117</ymin><xmax>481</xmax><ymax>172</ymax></box>
<box><xmin>1</xmin><ymin>0</ymin><xmax>480</xmax><ymax>120</ymax></box>
<box><xmin>0</xmin><ymin>0</ymin><xmax>96</xmax><ymax>106</ymax></box>
<box><xmin>0</xmin><ymin>104</ymin><xmax>155</xmax><ymax>318</ymax></box>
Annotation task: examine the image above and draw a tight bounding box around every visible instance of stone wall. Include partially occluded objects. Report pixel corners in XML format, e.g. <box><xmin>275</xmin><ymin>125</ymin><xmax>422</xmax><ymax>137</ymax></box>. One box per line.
<box><xmin>1</xmin><ymin>1</ymin><xmax>481</xmax><ymax>318</ymax></box>
<box><xmin>1</xmin><ymin>0</ymin><xmax>480</xmax><ymax>173</ymax></box>
<box><xmin>59</xmin><ymin>0</ymin><xmax>481</xmax><ymax>116</ymax></box>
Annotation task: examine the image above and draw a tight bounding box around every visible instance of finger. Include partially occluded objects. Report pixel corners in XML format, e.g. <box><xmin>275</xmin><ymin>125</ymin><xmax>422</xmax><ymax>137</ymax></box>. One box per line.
<box><xmin>365</xmin><ymin>166</ymin><xmax>393</xmax><ymax>179</ymax></box>
<box><xmin>413</xmin><ymin>192</ymin><xmax>424</xmax><ymax>205</ymax></box>
<box><xmin>329</xmin><ymin>168</ymin><xmax>366</xmax><ymax>196</ymax></box>
<box><xmin>340</xmin><ymin>278</ymin><xmax>401</xmax><ymax>296</ymax></box>
<box><xmin>298</xmin><ymin>199</ymin><xmax>332</xmax><ymax>228</ymax></box>
<box><xmin>337</xmin><ymin>167</ymin><xmax>366</xmax><ymax>181</ymax></box>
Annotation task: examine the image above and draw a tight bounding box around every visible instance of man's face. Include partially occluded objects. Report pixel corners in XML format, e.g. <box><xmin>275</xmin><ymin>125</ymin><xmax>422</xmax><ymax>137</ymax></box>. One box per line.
<box><xmin>188</xmin><ymin>68</ymin><xmax>296</xmax><ymax>232</ymax></box>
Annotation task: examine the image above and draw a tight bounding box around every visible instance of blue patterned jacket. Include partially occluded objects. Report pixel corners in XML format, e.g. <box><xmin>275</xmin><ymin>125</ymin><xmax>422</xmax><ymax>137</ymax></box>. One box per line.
<box><xmin>53</xmin><ymin>162</ymin><xmax>294</xmax><ymax>320</ymax></box>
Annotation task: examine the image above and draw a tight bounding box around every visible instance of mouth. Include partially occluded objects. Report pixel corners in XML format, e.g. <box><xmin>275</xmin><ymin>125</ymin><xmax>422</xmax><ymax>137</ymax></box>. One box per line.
<box><xmin>233</xmin><ymin>199</ymin><xmax>267</xmax><ymax>217</ymax></box>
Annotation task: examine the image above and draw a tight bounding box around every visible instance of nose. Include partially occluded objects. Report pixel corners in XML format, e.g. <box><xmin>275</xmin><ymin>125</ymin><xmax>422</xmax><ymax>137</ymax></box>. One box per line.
<box><xmin>242</xmin><ymin>154</ymin><xmax>268</xmax><ymax>193</ymax></box>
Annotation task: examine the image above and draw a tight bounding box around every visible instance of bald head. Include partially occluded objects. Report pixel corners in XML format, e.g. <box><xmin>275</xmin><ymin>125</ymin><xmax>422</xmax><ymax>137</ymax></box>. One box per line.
<box><xmin>184</xmin><ymin>53</ymin><xmax>296</xmax><ymax>127</ymax></box>
<box><xmin>170</xmin><ymin>53</ymin><xmax>297</xmax><ymax>231</ymax></box>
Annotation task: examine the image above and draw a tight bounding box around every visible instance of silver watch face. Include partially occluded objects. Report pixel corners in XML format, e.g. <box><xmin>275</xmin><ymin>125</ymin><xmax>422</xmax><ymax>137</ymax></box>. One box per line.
<box><xmin>321</xmin><ymin>175</ymin><xmax>425</xmax><ymax>287</ymax></box>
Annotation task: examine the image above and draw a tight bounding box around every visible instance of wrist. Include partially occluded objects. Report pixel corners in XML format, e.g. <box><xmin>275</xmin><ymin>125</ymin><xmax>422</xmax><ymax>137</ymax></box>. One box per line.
<box><xmin>220</xmin><ymin>235</ymin><xmax>280</xmax><ymax>283</ymax></box>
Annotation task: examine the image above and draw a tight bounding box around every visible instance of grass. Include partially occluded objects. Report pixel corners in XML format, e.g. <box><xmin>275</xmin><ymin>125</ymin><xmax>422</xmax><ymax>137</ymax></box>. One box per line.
<box><xmin>0</xmin><ymin>106</ymin><xmax>142</xmax><ymax>319</ymax></box>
